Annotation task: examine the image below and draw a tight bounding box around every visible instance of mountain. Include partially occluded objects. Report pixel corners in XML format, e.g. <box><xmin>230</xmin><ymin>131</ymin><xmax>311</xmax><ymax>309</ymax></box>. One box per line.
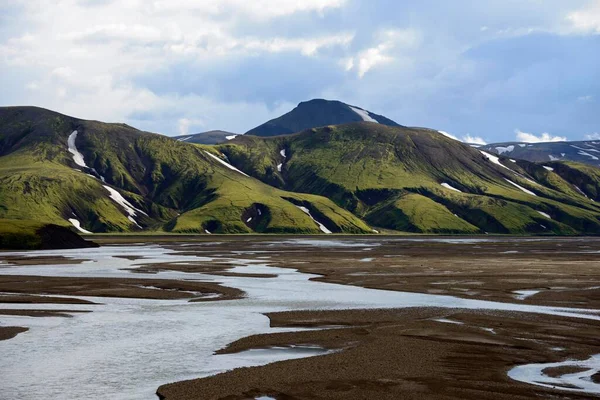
<box><xmin>245</xmin><ymin>99</ymin><xmax>401</xmax><ymax>137</ymax></box>
<box><xmin>481</xmin><ymin>140</ymin><xmax>600</xmax><ymax>167</ymax></box>
<box><xmin>218</xmin><ymin>123</ymin><xmax>600</xmax><ymax>234</ymax></box>
<box><xmin>3</xmin><ymin>104</ymin><xmax>600</xmax><ymax>238</ymax></box>
<box><xmin>0</xmin><ymin>106</ymin><xmax>371</xmax><ymax>239</ymax></box>
<box><xmin>173</xmin><ymin>130</ymin><xmax>239</xmax><ymax>145</ymax></box>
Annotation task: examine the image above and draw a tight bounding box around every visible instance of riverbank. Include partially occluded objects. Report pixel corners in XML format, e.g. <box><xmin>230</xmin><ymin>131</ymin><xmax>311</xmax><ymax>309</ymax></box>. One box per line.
<box><xmin>158</xmin><ymin>307</ymin><xmax>600</xmax><ymax>399</ymax></box>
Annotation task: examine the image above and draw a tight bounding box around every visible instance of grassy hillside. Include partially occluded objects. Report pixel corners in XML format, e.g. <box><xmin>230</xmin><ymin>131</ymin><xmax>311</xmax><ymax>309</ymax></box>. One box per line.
<box><xmin>0</xmin><ymin>106</ymin><xmax>371</xmax><ymax>235</ymax></box>
<box><xmin>0</xmin><ymin>219</ymin><xmax>97</xmax><ymax>250</ymax></box>
<box><xmin>219</xmin><ymin>123</ymin><xmax>600</xmax><ymax>234</ymax></box>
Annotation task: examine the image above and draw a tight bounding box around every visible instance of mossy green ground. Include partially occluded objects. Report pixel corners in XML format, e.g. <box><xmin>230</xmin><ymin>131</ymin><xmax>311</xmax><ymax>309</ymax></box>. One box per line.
<box><xmin>220</xmin><ymin>123</ymin><xmax>600</xmax><ymax>234</ymax></box>
<box><xmin>0</xmin><ymin>107</ymin><xmax>371</xmax><ymax>235</ymax></box>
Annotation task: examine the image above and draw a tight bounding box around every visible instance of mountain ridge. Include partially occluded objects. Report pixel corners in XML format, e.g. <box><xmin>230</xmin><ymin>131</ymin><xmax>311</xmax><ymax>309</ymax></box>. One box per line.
<box><xmin>2</xmin><ymin>104</ymin><xmax>600</xmax><ymax>242</ymax></box>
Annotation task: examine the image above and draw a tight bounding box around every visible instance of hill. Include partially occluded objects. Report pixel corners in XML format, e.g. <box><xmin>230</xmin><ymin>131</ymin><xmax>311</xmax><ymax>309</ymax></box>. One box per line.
<box><xmin>0</xmin><ymin>106</ymin><xmax>371</xmax><ymax>236</ymax></box>
<box><xmin>245</xmin><ymin>99</ymin><xmax>400</xmax><ymax>137</ymax></box>
<box><xmin>218</xmin><ymin>123</ymin><xmax>600</xmax><ymax>234</ymax></box>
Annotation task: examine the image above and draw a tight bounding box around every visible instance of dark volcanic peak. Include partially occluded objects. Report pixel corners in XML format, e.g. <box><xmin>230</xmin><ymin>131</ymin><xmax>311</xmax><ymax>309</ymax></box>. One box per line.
<box><xmin>173</xmin><ymin>130</ymin><xmax>239</xmax><ymax>145</ymax></box>
<box><xmin>245</xmin><ymin>99</ymin><xmax>401</xmax><ymax>137</ymax></box>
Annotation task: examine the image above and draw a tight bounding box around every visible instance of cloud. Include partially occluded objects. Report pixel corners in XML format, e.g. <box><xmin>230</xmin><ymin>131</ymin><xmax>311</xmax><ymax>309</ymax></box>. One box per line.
<box><xmin>566</xmin><ymin>0</ymin><xmax>600</xmax><ymax>34</ymax></box>
<box><xmin>351</xmin><ymin>29</ymin><xmax>420</xmax><ymax>78</ymax></box>
<box><xmin>515</xmin><ymin>129</ymin><xmax>567</xmax><ymax>143</ymax></box>
<box><xmin>438</xmin><ymin>131</ymin><xmax>487</xmax><ymax>145</ymax></box>
<box><xmin>0</xmin><ymin>0</ymin><xmax>598</xmax><ymax>140</ymax></box>
<box><xmin>585</xmin><ymin>132</ymin><xmax>600</xmax><ymax>140</ymax></box>
<box><xmin>177</xmin><ymin>118</ymin><xmax>204</xmax><ymax>135</ymax></box>
<box><xmin>462</xmin><ymin>134</ymin><xmax>487</xmax><ymax>145</ymax></box>
<box><xmin>150</xmin><ymin>0</ymin><xmax>347</xmax><ymax>20</ymax></box>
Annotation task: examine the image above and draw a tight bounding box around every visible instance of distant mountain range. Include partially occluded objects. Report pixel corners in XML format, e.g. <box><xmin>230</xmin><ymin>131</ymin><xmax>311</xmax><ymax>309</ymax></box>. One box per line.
<box><xmin>481</xmin><ymin>140</ymin><xmax>600</xmax><ymax>167</ymax></box>
<box><xmin>1</xmin><ymin>102</ymin><xmax>600</xmax><ymax>248</ymax></box>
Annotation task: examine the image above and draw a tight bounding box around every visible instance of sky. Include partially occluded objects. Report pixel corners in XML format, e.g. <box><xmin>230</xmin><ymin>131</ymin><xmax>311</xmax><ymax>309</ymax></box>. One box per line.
<box><xmin>0</xmin><ymin>0</ymin><xmax>599</xmax><ymax>144</ymax></box>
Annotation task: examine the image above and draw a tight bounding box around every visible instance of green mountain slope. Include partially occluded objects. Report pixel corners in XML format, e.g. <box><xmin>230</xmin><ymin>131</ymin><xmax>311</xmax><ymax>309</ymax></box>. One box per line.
<box><xmin>219</xmin><ymin>123</ymin><xmax>600</xmax><ymax>234</ymax></box>
<box><xmin>245</xmin><ymin>99</ymin><xmax>401</xmax><ymax>137</ymax></box>
<box><xmin>0</xmin><ymin>106</ymin><xmax>371</xmax><ymax>235</ymax></box>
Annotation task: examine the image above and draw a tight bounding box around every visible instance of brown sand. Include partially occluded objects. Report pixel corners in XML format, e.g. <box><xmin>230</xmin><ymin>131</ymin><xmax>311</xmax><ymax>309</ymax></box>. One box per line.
<box><xmin>158</xmin><ymin>308</ymin><xmax>600</xmax><ymax>400</ymax></box>
<box><xmin>0</xmin><ymin>275</ymin><xmax>243</xmax><ymax>301</ymax></box>
<box><xmin>0</xmin><ymin>293</ymin><xmax>95</xmax><ymax>304</ymax></box>
<box><xmin>152</xmin><ymin>236</ymin><xmax>600</xmax><ymax>309</ymax></box>
<box><xmin>2</xmin><ymin>236</ymin><xmax>599</xmax><ymax>398</ymax></box>
<box><xmin>0</xmin><ymin>309</ymin><xmax>90</xmax><ymax>317</ymax></box>
<box><xmin>0</xmin><ymin>326</ymin><xmax>28</xmax><ymax>341</ymax></box>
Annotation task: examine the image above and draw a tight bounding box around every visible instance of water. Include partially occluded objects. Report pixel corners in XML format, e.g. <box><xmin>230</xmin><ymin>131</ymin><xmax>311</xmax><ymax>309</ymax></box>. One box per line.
<box><xmin>0</xmin><ymin>243</ymin><xmax>599</xmax><ymax>399</ymax></box>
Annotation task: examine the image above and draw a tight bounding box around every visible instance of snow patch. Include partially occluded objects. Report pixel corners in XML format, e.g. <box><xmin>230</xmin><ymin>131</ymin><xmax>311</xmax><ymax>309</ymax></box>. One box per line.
<box><xmin>548</xmin><ymin>155</ymin><xmax>560</xmax><ymax>161</ymax></box>
<box><xmin>537</xmin><ymin>211</ymin><xmax>551</xmax><ymax>219</ymax></box>
<box><xmin>577</xmin><ymin>150</ymin><xmax>599</xmax><ymax>160</ymax></box>
<box><xmin>509</xmin><ymin>159</ymin><xmax>516</xmax><ymax>163</ymax></box>
<box><xmin>225</xmin><ymin>135</ymin><xmax>238</xmax><ymax>140</ymax></box>
<box><xmin>67</xmin><ymin>131</ymin><xmax>87</xmax><ymax>168</ymax></box>
<box><xmin>574</xmin><ymin>186</ymin><xmax>589</xmax><ymax>199</ymax></box>
<box><xmin>177</xmin><ymin>137</ymin><xmax>191</xmax><ymax>142</ymax></box>
<box><xmin>518</xmin><ymin>143</ymin><xmax>526</xmax><ymax>147</ymax></box>
<box><xmin>296</xmin><ymin>206</ymin><xmax>332</xmax><ymax>234</ymax></box>
<box><xmin>438</xmin><ymin>130</ymin><xmax>457</xmax><ymax>140</ymax></box>
<box><xmin>204</xmin><ymin>229</ymin><xmax>211</xmax><ymax>234</ymax></box>
<box><xmin>480</xmin><ymin>150</ymin><xmax>510</xmax><ymax>170</ymax></box>
<box><xmin>495</xmin><ymin>145</ymin><xmax>514</xmax><ymax>154</ymax></box>
<box><xmin>280</xmin><ymin>149</ymin><xmax>286</xmax><ymax>158</ymax></box>
<box><xmin>349</xmin><ymin>106</ymin><xmax>379</xmax><ymax>123</ymax></box>
<box><xmin>543</xmin><ymin>166</ymin><xmax>554</xmax><ymax>171</ymax></box>
<box><xmin>246</xmin><ymin>217</ymin><xmax>252</xmax><ymax>223</ymax></box>
<box><xmin>504</xmin><ymin>179</ymin><xmax>537</xmax><ymax>196</ymax></box>
<box><xmin>277</xmin><ymin>163</ymin><xmax>283</xmax><ymax>172</ymax></box>
<box><xmin>204</xmin><ymin>151</ymin><xmax>250</xmax><ymax>177</ymax></box>
<box><xmin>441</xmin><ymin>183</ymin><xmax>462</xmax><ymax>192</ymax></box>
<box><xmin>68</xmin><ymin>218</ymin><xmax>92</xmax><ymax>234</ymax></box>
<box><xmin>103</xmin><ymin>185</ymin><xmax>147</xmax><ymax>228</ymax></box>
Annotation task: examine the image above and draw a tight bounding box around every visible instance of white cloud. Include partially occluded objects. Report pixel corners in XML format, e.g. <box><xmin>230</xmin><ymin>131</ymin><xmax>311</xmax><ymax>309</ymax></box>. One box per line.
<box><xmin>515</xmin><ymin>129</ymin><xmax>567</xmax><ymax>143</ymax></box>
<box><xmin>178</xmin><ymin>117</ymin><xmax>204</xmax><ymax>135</ymax></box>
<box><xmin>462</xmin><ymin>134</ymin><xmax>487</xmax><ymax>145</ymax></box>
<box><xmin>0</xmin><ymin>0</ymin><xmax>353</xmax><ymax>132</ymax></box>
<box><xmin>585</xmin><ymin>133</ymin><xmax>600</xmax><ymax>140</ymax></box>
<box><xmin>578</xmin><ymin>95</ymin><xmax>594</xmax><ymax>102</ymax></box>
<box><xmin>150</xmin><ymin>0</ymin><xmax>346</xmax><ymax>20</ymax></box>
<box><xmin>25</xmin><ymin>81</ymin><xmax>39</xmax><ymax>91</ymax></box>
<box><xmin>567</xmin><ymin>0</ymin><xmax>600</xmax><ymax>34</ymax></box>
<box><xmin>243</xmin><ymin>33</ymin><xmax>354</xmax><ymax>56</ymax></box>
<box><xmin>346</xmin><ymin>28</ymin><xmax>420</xmax><ymax>78</ymax></box>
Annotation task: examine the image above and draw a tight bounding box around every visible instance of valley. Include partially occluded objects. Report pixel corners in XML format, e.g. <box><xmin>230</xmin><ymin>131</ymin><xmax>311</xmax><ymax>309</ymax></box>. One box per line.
<box><xmin>1</xmin><ymin>236</ymin><xmax>599</xmax><ymax>399</ymax></box>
